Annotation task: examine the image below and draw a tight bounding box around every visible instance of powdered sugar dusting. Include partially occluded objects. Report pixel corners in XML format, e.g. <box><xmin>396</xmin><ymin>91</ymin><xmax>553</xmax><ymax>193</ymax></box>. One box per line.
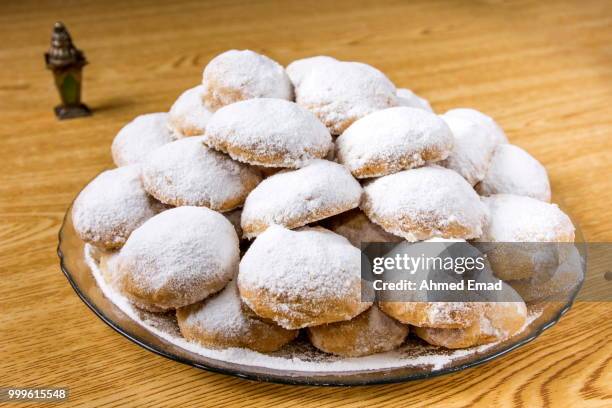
<box><xmin>111</xmin><ymin>113</ymin><xmax>174</xmax><ymax>167</ymax></box>
<box><xmin>511</xmin><ymin>246</ymin><xmax>584</xmax><ymax>302</ymax></box>
<box><xmin>479</xmin><ymin>194</ymin><xmax>575</xmax><ymax>242</ymax></box>
<box><xmin>361</xmin><ymin>166</ymin><xmax>488</xmax><ymax>241</ymax></box>
<box><xmin>396</xmin><ymin>88</ymin><xmax>433</xmax><ymax>112</ymax></box>
<box><xmin>141</xmin><ymin>137</ymin><xmax>261</xmax><ymax>211</ymax></box>
<box><xmin>116</xmin><ymin>206</ymin><xmax>239</xmax><ymax>310</ymax></box>
<box><xmin>308</xmin><ymin>305</ymin><xmax>409</xmax><ymax>357</ymax></box>
<box><xmin>73</xmin><ymin>47</ymin><xmax>568</xmax><ymax>378</ymax></box>
<box><xmin>286</xmin><ymin>56</ymin><xmax>339</xmax><ymax>88</ymax></box>
<box><xmin>72</xmin><ymin>165</ymin><xmax>159</xmax><ymax>249</ymax></box>
<box><xmin>336</xmin><ymin>107</ymin><xmax>454</xmax><ymax>178</ymax></box>
<box><xmin>240</xmin><ymin>160</ymin><xmax>362</xmax><ymax>237</ymax></box>
<box><xmin>428</xmin><ymin>302</ymin><xmax>479</xmax><ymax>326</ymax></box>
<box><xmin>204</xmin><ymin>98</ymin><xmax>333</xmax><ymax>168</ymax></box>
<box><xmin>178</xmin><ymin>280</ymin><xmax>297</xmax><ymax>352</ymax></box>
<box><xmin>84</xmin><ymin>244</ymin><xmax>543</xmax><ymax>373</ymax></box>
<box><xmin>365</xmin><ymin>306</ymin><xmax>402</xmax><ymax>334</ymax></box>
<box><xmin>202</xmin><ymin>49</ymin><xmax>293</xmax><ymax>111</ymax></box>
<box><xmin>239</xmin><ymin>225</ymin><xmax>362</xmax><ymax>300</ymax></box>
<box><xmin>180</xmin><ymin>281</ymin><xmax>254</xmax><ymax>339</ymax></box>
<box><xmin>168</xmin><ymin>85</ymin><xmax>213</xmax><ymax>137</ymax></box>
<box><xmin>480</xmin><ymin>300</ymin><xmax>528</xmax><ymax>340</ymax></box>
<box><xmin>295</xmin><ymin>61</ymin><xmax>398</xmax><ymax>134</ymax></box>
<box><xmin>440</xmin><ymin>113</ymin><xmax>500</xmax><ymax>185</ymax></box>
<box><xmin>477</xmin><ymin>144</ymin><xmax>551</xmax><ymax>202</ymax></box>
<box><xmin>443</xmin><ymin>108</ymin><xmax>508</xmax><ymax>145</ymax></box>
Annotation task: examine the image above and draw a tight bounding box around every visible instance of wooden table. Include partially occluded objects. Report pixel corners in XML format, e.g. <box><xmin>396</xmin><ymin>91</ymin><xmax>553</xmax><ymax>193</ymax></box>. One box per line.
<box><xmin>1</xmin><ymin>0</ymin><xmax>611</xmax><ymax>406</ymax></box>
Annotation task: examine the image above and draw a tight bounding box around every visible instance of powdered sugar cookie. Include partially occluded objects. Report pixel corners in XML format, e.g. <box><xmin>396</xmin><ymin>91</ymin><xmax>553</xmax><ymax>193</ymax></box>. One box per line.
<box><xmin>295</xmin><ymin>61</ymin><xmax>398</xmax><ymax>134</ymax></box>
<box><xmin>377</xmin><ymin>239</ymin><xmax>495</xmax><ymax>328</ymax></box>
<box><xmin>286</xmin><ymin>55</ymin><xmax>338</xmax><ymax>87</ymax></box>
<box><xmin>240</xmin><ymin>160</ymin><xmax>362</xmax><ymax>238</ymax></box>
<box><xmin>168</xmin><ymin>85</ymin><xmax>212</xmax><ymax>138</ymax></box>
<box><xmin>117</xmin><ymin>206</ymin><xmax>239</xmax><ymax>311</ymax></box>
<box><xmin>439</xmin><ymin>113</ymin><xmax>500</xmax><ymax>185</ymax></box>
<box><xmin>476</xmin><ymin>144</ymin><xmax>551</xmax><ymax>202</ymax></box>
<box><xmin>307</xmin><ymin>306</ymin><xmax>408</xmax><ymax>357</ymax></box>
<box><xmin>177</xmin><ymin>281</ymin><xmax>298</xmax><ymax>352</ymax></box>
<box><xmin>509</xmin><ymin>245</ymin><xmax>583</xmax><ymax>302</ymax></box>
<box><xmin>479</xmin><ymin>194</ymin><xmax>574</xmax><ymax>243</ymax></box>
<box><xmin>475</xmin><ymin>194</ymin><xmax>575</xmax><ymax>280</ymax></box>
<box><xmin>361</xmin><ymin>166</ymin><xmax>488</xmax><ymax>241</ymax></box>
<box><xmin>72</xmin><ymin>165</ymin><xmax>160</xmax><ymax>250</ymax></box>
<box><xmin>335</xmin><ymin>107</ymin><xmax>454</xmax><ymax>178</ymax></box>
<box><xmin>204</xmin><ymin>98</ymin><xmax>332</xmax><ymax>168</ymax></box>
<box><xmin>443</xmin><ymin>108</ymin><xmax>508</xmax><ymax>145</ymax></box>
<box><xmin>322</xmin><ymin>209</ymin><xmax>402</xmax><ymax>247</ymax></box>
<box><xmin>202</xmin><ymin>49</ymin><xmax>293</xmax><ymax>111</ymax></box>
<box><xmin>396</xmin><ymin>88</ymin><xmax>433</xmax><ymax>112</ymax></box>
<box><xmin>111</xmin><ymin>113</ymin><xmax>174</xmax><ymax>167</ymax></box>
<box><xmin>414</xmin><ymin>298</ymin><xmax>527</xmax><ymax>349</ymax></box>
<box><xmin>238</xmin><ymin>225</ymin><xmax>371</xmax><ymax>329</ymax></box>
<box><xmin>379</xmin><ymin>302</ymin><xmax>483</xmax><ymax>329</ymax></box>
<box><xmin>141</xmin><ymin>137</ymin><xmax>261</xmax><ymax>211</ymax></box>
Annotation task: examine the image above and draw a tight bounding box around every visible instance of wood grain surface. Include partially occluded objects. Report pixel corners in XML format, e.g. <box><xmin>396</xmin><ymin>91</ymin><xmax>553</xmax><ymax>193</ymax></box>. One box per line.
<box><xmin>1</xmin><ymin>0</ymin><xmax>611</xmax><ymax>406</ymax></box>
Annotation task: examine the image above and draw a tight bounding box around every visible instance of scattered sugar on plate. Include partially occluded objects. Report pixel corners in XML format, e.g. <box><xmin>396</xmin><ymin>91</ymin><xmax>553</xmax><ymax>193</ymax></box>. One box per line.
<box><xmin>85</xmin><ymin>244</ymin><xmax>543</xmax><ymax>374</ymax></box>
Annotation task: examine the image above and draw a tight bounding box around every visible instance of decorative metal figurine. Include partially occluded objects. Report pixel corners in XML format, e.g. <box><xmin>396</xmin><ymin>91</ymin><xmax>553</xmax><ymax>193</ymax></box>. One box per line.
<box><xmin>45</xmin><ymin>22</ymin><xmax>91</xmax><ymax>119</ymax></box>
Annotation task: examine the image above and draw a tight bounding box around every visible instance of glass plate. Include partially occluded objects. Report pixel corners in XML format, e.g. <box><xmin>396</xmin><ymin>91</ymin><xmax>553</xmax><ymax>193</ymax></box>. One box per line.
<box><xmin>58</xmin><ymin>198</ymin><xmax>584</xmax><ymax>386</ymax></box>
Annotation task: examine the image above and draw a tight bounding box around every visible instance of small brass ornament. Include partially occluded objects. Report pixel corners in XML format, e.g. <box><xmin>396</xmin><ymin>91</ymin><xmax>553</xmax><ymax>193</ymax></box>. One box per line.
<box><xmin>45</xmin><ymin>22</ymin><xmax>91</xmax><ymax>119</ymax></box>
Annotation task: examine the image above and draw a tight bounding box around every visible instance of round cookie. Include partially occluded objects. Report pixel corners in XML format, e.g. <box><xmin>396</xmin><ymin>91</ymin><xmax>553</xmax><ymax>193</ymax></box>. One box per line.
<box><xmin>240</xmin><ymin>160</ymin><xmax>362</xmax><ymax>238</ymax></box>
<box><xmin>509</xmin><ymin>245</ymin><xmax>584</xmax><ymax>302</ymax></box>
<box><xmin>307</xmin><ymin>306</ymin><xmax>408</xmax><ymax>357</ymax></box>
<box><xmin>335</xmin><ymin>107</ymin><xmax>454</xmax><ymax>178</ymax></box>
<box><xmin>396</xmin><ymin>88</ymin><xmax>433</xmax><ymax>112</ymax></box>
<box><xmin>476</xmin><ymin>194</ymin><xmax>575</xmax><ymax>280</ymax></box>
<box><xmin>177</xmin><ymin>281</ymin><xmax>298</xmax><ymax>352</ymax></box>
<box><xmin>414</xmin><ymin>298</ymin><xmax>527</xmax><ymax>349</ymax></box>
<box><xmin>361</xmin><ymin>166</ymin><xmax>488</xmax><ymax>241</ymax></box>
<box><xmin>295</xmin><ymin>61</ymin><xmax>398</xmax><ymax>135</ymax></box>
<box><xmin>443</xmin><ymin>108</ymin><xmax>508</xmax><ymax>145</ymax></box>
<box><xmin>204</xmin><ymin>98</ymin><xmax>332</xmax><ymax>168</ymax></box>
<box><xmin>439</xmin><ymin>112</ymin><xmax>500</xmax><ymax>185</ymax></box>
<box><xmin>479</xmin><ymin>194</ymin><xmax>574</xmax><ymax>243</ymax></box>
<box><xmin>72</xmin><ymin>165</ymin><xmax>160</xmax><ymax>250</ymax></box>
<box><xmin>481</xmin><ymin>242</ymin><xmax>565</xmax><ymax>284</ymax></box>
<box><xmin>377</xmin><ymin>238</ymin><xmax>496</xmax><ymax>328</ymax></box>
<box><xmin>379</xmin><ymin>302</ymin><xmax>483</xmax><ymax>329</ymax></box>
<box><xmin>201</xmin><ymin>49</ymin><xmax>293</xmax><ymax>111</ymax></box>
<box><xmin>238</xmin><ymin>225</ymin><xmax>372</xmax><ymax>329</ymax></box>
<box><xmin>322</xmin><ymin>208</ymin><xmax>402</xmax><ymax>247</ymax></box>
<box><xmin>141</xmin><ymin>137</ymin><xmax>261</xmax><ymax>211</ymax></box>
<box><xmin>116</xmin><ymin>206</ymin><xmax>239</xmax><ymax>311</ymax></box>
<box><xmin>286</xmin><ymin>55</ymin><xmax>338</xmax><ymax>87</ymax></box>
<box><xmin>111</xmin><ymin>113</ymin><xmax>174</xmax><ymax>167</ymax></box>
<box><xmin>476</xmin><ymin>144</ymin><xmax>551</xmax><ymax>202</ymax></box>
<box><xmin>168</xmin><ymin>85</ymin><xmax>213</xmax><ymax>138</ymax></box>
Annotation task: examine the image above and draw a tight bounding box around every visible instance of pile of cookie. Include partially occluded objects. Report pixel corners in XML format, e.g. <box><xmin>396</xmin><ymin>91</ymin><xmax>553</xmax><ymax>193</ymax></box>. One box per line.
<box><xmin>73</xmin><ymin>50</ymin><xmax>576</xmax><ymax>356</ymax></box>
